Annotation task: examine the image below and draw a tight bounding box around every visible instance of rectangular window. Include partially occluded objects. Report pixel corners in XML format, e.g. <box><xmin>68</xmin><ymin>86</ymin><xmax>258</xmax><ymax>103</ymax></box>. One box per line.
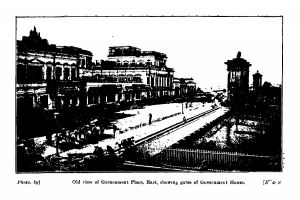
<box><xmin>47</xmin><ymin>67</ymin><xmax>52</xmax><ymax>80</ymax></box>
<box><xmin>56</xmin><ymin>67</ymin><xmax>62</xmax><ymax>80</ymax></box>
<box><xmin>81</xmin><ymin>59</ymin><xmax>85</xmax><ymax>68</ymax></box>
<box><xmin>71</xmin><ymin>68</ymin><xmax>76</xmax><ymax>80</ymax></box>
<box><xmin>136</xmin><ymin>92</ymin><xmax>141</xmax><ymax>99</ymax></box>
<box><xmin>28</xmin><ymin>65</ymin><xmax>43</xmax><ymax>82</ymax></box>
<box><xmin>17</xmin><ymin>64</ymin><xmax>26</xmax><ymax>83</ymax></box>
<box><xmin>64</xmin><ymin>68</ymin><xmax>70</xmax><ymax>80</ymax></box>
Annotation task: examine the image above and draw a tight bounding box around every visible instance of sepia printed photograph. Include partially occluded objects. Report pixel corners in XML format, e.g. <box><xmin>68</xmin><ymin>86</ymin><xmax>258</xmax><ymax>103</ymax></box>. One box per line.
<box><xmin>15</xmin><ymin>16</ymin><xmax>282</xmax><ymax>173</ymax></box>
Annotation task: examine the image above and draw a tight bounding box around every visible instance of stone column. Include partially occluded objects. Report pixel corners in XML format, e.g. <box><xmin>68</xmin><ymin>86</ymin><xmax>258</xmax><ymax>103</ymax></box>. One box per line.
<box><xmin>98</xmin><ymin>94</ymin><xmax>101</xmax><ymax>104</ymax></box>
<box><xmin>61</xmin><ymin>67</ymin><xmax>64</xmax><ymax>80</ymax></box>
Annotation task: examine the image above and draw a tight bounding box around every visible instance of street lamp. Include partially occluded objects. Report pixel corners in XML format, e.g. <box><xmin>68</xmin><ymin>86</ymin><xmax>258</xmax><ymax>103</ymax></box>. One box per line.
<box><xmin>53</xmin><ymin>112</ymin><xmax>60</xmax><ymax>156</ymax></box>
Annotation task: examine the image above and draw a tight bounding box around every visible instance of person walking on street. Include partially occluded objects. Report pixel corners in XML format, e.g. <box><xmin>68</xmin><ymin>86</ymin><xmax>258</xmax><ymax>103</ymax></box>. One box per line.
<box><xmin>149</xmin><ymin>113</ymin><xmax>152</xmax><ymax>125</ymax></box>
<box><xmin>183</xmin><ymin>116</ymin><xmax>187</xmax><ymax>123</ymax></box>
<box><xmin>112</xmin><ymin>124</ymin><xmax>117</xmax><ymax>138</ymax></box>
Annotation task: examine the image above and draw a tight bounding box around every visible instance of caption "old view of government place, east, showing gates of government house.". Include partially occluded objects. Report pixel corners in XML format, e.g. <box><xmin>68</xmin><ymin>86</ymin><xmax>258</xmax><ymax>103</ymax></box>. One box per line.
<box><xmin>16</xmin><ymin>17</ymin><xmax>282</xmax><ymax>173</ymax></box>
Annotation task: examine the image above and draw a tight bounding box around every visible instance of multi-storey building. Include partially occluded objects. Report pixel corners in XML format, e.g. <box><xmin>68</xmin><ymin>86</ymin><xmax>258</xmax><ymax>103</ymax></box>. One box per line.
<box><xmin>17</xmin><ymin>27</ymin><xmax>93</xmax><ymax>109</ymax></box>
<box><xmin>173</xmin><ymin>78</ymin><xmax>181</xmax><ymax>96</ymax></box>
<box><xmin>173</xmin><ymin>77</ymin><xmax>197</xmax><ymax>97</ymax></box>
<box><xmin>85</xmin><ymin>46</ymin><xmax>175</xmax><ymax>103</ymax></box>
<box><xmin>17</xmin><ymin>29</ymin><xmax>197</xmax><ymax>109</ymax></box>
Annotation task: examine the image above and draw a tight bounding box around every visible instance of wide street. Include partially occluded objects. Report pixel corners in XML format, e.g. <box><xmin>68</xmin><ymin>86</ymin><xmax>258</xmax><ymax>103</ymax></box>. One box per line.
<box><xmin>33</xmin><ymin>101</ymin><xmax>226</xmax><ymax>158</ymax></box>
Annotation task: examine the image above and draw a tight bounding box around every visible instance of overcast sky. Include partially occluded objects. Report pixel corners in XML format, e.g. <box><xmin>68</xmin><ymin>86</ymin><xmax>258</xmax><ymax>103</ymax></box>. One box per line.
<box><xmin>16</xmin><ymin>17</ymin><xmax>282</xmax><ymax>90</ymax></box>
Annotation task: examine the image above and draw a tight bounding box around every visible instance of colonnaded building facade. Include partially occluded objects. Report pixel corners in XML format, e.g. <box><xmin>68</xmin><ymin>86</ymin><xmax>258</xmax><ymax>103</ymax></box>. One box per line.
<box><xmin>81</xmin><ymin>46</ymin><xmax>175</xmax><ymax>105</ymax></box>
<box><xmin>17</xmin><ymin>27</ymin><xmax>196</xmax><ymax>111</ymax></box>
<box><xmin>17</xmin><ymin>26</ymin><xmax>93</xmax><ymax>110</ymax></box>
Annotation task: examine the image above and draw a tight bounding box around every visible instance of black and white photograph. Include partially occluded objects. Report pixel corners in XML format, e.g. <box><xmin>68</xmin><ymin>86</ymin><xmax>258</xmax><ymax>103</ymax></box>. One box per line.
<box><xmin>4</xmin><ymin>0</ymin><xmax>300</xmax><ymax>199</ymax></box>
<box><xmin>15</xmin><ymin>16</ymin><xmax>283</xmax><ymax>173</ymax></box>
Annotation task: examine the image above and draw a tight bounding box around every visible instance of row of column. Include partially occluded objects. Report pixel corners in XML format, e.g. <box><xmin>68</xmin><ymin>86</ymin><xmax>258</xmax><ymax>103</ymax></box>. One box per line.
<box><xmin>149</xmin><ymin>75</ymin><xmax>171</xmax><ymax>88</ymax></box>
<box><xmin>55</xmin><ymin>96</ymin><xmax>80</xmax><ymax>108</ymax></box>
<box><xmin>43</xmin><ymin>65</ymin><xmax>77</xmax><ymax>81</ymax></box>
<box><xmin>86</xmin><ymin>90</ymin><xmax>149</xmax><ymax>105</ymax></box>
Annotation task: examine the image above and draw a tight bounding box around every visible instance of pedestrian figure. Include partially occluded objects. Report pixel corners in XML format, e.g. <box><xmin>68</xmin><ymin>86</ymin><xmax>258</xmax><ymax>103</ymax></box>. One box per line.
<box><xmin>74</xmin><ymin>129</ymin><xmax>79</xmax><ymax>141</ymax></box>
<box><xmin>112</xmin><ymin>124</ymin><xmax>117</xmax><ymax>138</ymax></box>
<box><xmin>126</xmin><ymin>138</ymin><xmax>132</xmax><ymax>147</ymax></box>
<box><xmin>67</xmin><ymin>130</ymin><xmax>72</xmax><ymax>143</ymax></box>
<box><xmin>183</xmin><ymin>116</ymin><xmax>187</xmax><ymax>123</ymax></box>
<box><xmin>95</xmin><ymin>126</ymin><xmax>100</xmax><ymax>139</ymax></box>
<box><xmin>94</xmin><ymin>146</ymin><xmax>104</xmax><ymax>158</ymax></box>
<box><xmin>79</xmin><ymin>127</ymin><xmax>84</xmax><ymax>140</ymax></box>
<box><xmin>55</xmin><ymin>132</ymin><xmax>60</xmax><ymax>155</ymax></box>
<box><xmin>46</xmin><ymin>133</ymin><xmax>52</xmax><ymax>145</ymax></box>
<box><xmin>115</xmin><ymin>142</ymin><xmax>122</xmax><ymax>149</ymax></box>
<box><xmin>127</xmin><ymin>137</ymin><xmax>135</xmax><ymax>146</ymax></box>
<box><xmin>106</xmin><ymin>145</ymin><xmax>115</xmax><ymax>156</ymax></box>
<box><xmin>100</xmin><ymin>124</ymin><xmax>105</xmax><ymax>136</ymax></box>
<box><xmin>86</xmin><ymin>130</ymin><xmax>91</xmax><ymax>141</ymax></box>
<box><xmin>61</xmin><ymin>128</ymin><xmax>66</xmax><ymax>138</ymax></box>
<box><xmin>149</xmin><ymin>113</ymin><xmax>152</xmax><ymax>125</ymax></box>
<box><xmin>122</xmin><ymin>139</ymin><xmax>130</xmax><ymax>148</ymax></box>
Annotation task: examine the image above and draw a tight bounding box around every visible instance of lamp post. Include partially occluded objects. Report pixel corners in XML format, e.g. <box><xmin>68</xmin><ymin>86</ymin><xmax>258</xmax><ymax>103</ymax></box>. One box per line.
<box><xmin>53</xmin><ymin>112</ymin><xmax>60</xmax><ymax>156</ymax></box>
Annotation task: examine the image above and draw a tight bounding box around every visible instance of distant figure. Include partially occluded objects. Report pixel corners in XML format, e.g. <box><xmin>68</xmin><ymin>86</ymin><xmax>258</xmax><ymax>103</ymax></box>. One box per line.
<box><xmin>100</xmin><ymin>125</ymin><xmax>105</xmax><ymax>136</ymax></box>
<box><xmin>131</xmin><ymin>136</ymin><xmax>135</xmax><ymax>144</ymax></box>
<box><xmin>94</xmin><ymin>146</ymin><xmax>104</xmax><ymax>158</ymax></box>
<box><xmin>112</xmin><ymin>124</ymin><xmax>117</xmax><ymax>138</ymax></box>
<box><xmin>121</xmin><ymin>139</ymin><xmax>128</xmax><ymax>148</ymax></box>
<box><xmin>106</xmin><ymin>145</ymin><xmax>115</xmax><ymax>156</ymax></box>
<box><xmin>95</xmin><ymin>126</ymin><xmax>100</xmax><ymax>137</ymax></box>
<box><xmin>61</xmin><ymin>128</ymin><xmax>66</xmax><ymax>138</ymax></box>
<box><xmin>74</xmin><ymin>129</ymin><xmax>79</xmax><ymax>140</ymax></box>
<box><xmin>127</xmin><ymin>137</ymin><xmax>135</xmax><ymax>146</ymax></box>
<box><xmin>55</xmin><ymin>132</ymin><xmax>60</xmax><ymax>155</ymax></box>
<box><xmin>183</xmin><ymin>116</ymin><xmax>187</xmax><ymax>123</ymax></box>
<box><xmin>149</xmin><ymin>113</ymin><xmax>152</xmax><ymax>125</ymax></box>
<box><xmin>115</xmin><ymin>142</ymin><xmax>122</xmax><ymax>149</ymax></box>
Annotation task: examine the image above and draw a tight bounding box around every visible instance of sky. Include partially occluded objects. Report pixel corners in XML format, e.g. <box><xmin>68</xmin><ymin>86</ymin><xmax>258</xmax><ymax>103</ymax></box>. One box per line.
<box><xmin>16</xmin><ymin>16</ymin><xmax>282</xmax><ymax>90</ymax></box>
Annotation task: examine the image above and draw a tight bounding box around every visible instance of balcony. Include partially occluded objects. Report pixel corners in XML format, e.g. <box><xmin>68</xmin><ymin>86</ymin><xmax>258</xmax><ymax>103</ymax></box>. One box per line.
<box><xmin>82</xmin><ymin>74</ymin><xmax>143</xmax><ymax>83</ymax></box>
<box><xmin>101</xmin><ymin>61</ymin><xmax>168</xmax><ymax>70</ymax></box>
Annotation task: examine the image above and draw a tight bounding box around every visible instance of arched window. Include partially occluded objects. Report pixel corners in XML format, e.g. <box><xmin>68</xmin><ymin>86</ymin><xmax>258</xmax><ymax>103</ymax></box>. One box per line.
<box><xmin>46</xmin><ymin>67</ymin><xmax>52</xmax><ymax>80</ymax></box>
<box><xmin>55</xmin><ymin>67</ymin><xmax>62</xmax><ymax>80</ymax></box>
<box><xmin>64</xmin><ymin>68</ymin><xmax>70</xmax><ymax>80</ymax></box>
<box><xmin>71</xmin><ymin>68</ymin><xmax>76</xmax><ymax>80</ymax></box>
<box><xmin>123</xmin><ymin>60</ymin><xmax>129</xmax><ymax>67</ymax></box>
<box><xmin>116</xmin><ymin>60</ymin><xmax>121</xmax><ymax>66</ymax></box>
<box><xmin>131</xmin><ymin>60</ymin><xmax>135</xmax><ymax>67</ymax></box>
<box><xmin>146</xmin><ymin>59</ymin><xmax>151</xmax><ymax>67</ymax></box>
<box><xmin>138</xmin><ymin>60</ymin><xmax>144</xmax><ymax>67</ymax></box>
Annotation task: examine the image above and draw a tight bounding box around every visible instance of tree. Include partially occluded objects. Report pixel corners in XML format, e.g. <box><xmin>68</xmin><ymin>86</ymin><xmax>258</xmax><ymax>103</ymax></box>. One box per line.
<box><xmin>196</xmin><ymin>87</ymin><xmax>203</xmax><ymax>94</ymax></box>
<box><xmin>263</xmin><ymin>81</ymin><xmax>272</xmax><ymax>88</ymax></box>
